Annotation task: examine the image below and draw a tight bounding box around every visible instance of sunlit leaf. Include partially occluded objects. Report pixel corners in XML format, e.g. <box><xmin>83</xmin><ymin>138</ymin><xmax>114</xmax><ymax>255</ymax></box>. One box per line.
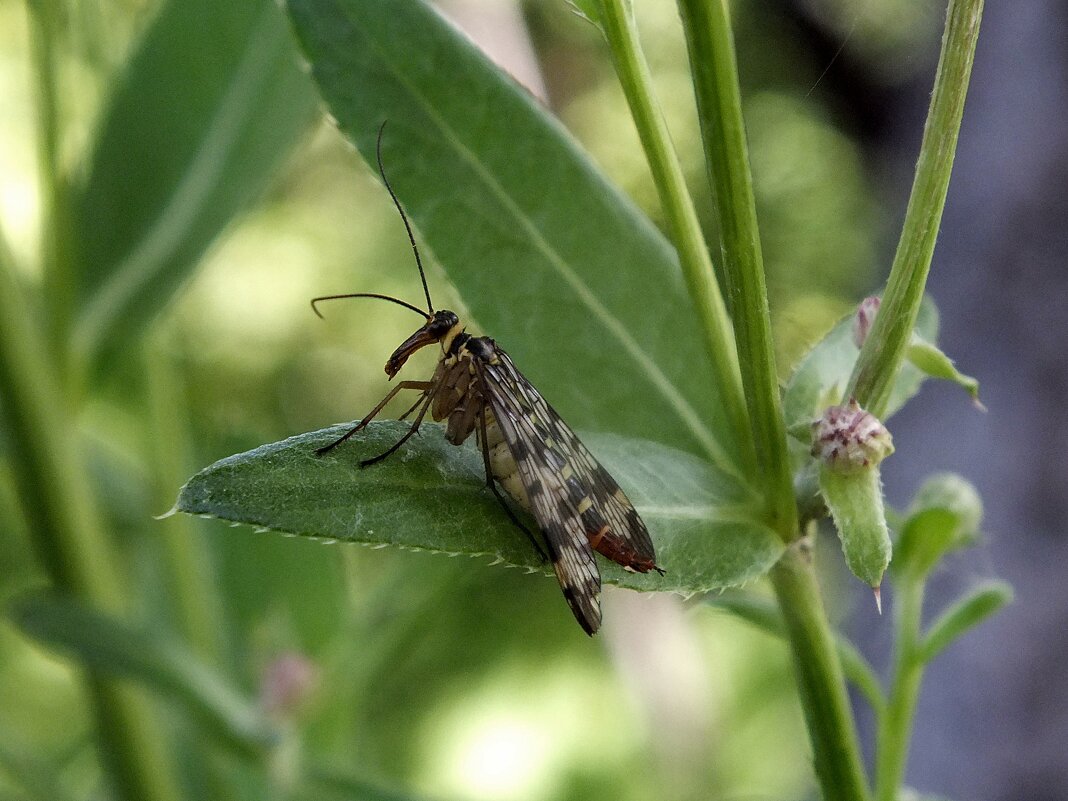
<box><xmin>176</xmin><ymin>422</ymin><xmax>783</xmax><ymax>594</ymax></box>
<box><xmin>284</xmin><ymin>0</ymin><xmax>742</xmax><ymax>472</ymax></box>
<box><xmin>72</xmin><ymin>0</ymin><xmax>318</xmax><ymax>373</ymax></box>
<box><xmin>8</xmin><ymin>594</ymin><xmax>277</xmax><ymax>760</ymax></box>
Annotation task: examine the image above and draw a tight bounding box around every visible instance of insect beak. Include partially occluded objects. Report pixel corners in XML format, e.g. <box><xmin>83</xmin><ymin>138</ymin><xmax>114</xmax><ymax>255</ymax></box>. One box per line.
<box><xmin>385</xmin><ymin>322</ymin><xmax>438</xmax><ymax>378</ymax></box>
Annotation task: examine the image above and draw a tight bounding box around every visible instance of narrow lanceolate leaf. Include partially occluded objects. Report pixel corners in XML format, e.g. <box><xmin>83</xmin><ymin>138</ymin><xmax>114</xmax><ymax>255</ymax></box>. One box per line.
<box><xmin>906</xmin><ymin>335</ymin><xmax>982</xmax><ymax>406</ymax></box>
<box><xmin>920</xmin><ymin>581</ymin><xmax>1012</xmax><ymax>662</ymax></box>
<box><xmin>284</xmin><ymin>0</ymin><xmax>743</xmax><ymax>473</ymax></box>
<box><xmin>176</xmin><ymin>422</ymin><xmax>783</xmax><ymax>594</ymax></box>
<box><xmin>71</xmin><ymin>0</ymin><xmax>317</xmax><ymax>374</ymax></box>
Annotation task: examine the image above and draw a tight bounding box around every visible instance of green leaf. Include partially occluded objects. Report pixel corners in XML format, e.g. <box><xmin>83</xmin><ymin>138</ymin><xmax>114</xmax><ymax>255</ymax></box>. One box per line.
<box><xmin>920</xmin><ymin>581</ymin><xmax>1012</xmax><ymax>663</ymax></box>
<box><xmin>0</xmin><ymin>733</ymin><xmax>79</xmax><ymax>801</ymax></box>
<box><xmin>176</xmin><ymin>422</ymin><xmax>783</xmax><ymax>594</ymax></box>
<box><xmin>284</xmin><ymin>0</ymin><xmax>742</xmax><ymax>473</ymax></box>
<box><xmin>71</xmin><ymin>0</ymin><xmax>318</xmax><ymax>373</ymax></box>
<box><xmin>8</xmin><ymin>593</ymin><xmax>277</xmax><ymax>760</ymax></box>
<box><xmin>895</xmin><ymin>472</ymin><xmax>983</xmax><ymax>578</ymax></box>
<box><xmin>906</xmin><ymin>335</ymin><xmax>982</xmax><ymax>406</ymax></box>
<box><xmin>783</xmin><ymin>296</ymin><xmax>940</xmax><ymax>434</ymax></box>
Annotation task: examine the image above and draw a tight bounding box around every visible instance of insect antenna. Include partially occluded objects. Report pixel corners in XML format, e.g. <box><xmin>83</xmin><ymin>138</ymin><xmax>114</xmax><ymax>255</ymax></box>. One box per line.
<box><xmin>311</xmin><ymin>123</ymin><xmax>435</xmax><ymax>322</ymax></box>
<box><xmin>375</xmin><ymin>121</ymin><xmax>434</xmax><ymax>314</ymax></box>
<box><xmin>310</xmin><ymin>292</ymin><xmax>429</xmax><ymax>320</ymax></box>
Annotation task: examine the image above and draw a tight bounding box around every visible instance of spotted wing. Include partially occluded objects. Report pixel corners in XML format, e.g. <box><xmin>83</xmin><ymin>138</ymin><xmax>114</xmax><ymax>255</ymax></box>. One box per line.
<box><xmin>478</xmin><ymin>347</ymin><xmax>660</xmax><ymax>633</ymax></box>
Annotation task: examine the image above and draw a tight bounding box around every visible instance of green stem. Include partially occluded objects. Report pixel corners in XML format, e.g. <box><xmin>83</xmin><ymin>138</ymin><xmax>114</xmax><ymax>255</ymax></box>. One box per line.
<box><xmin>27</xmin><ymin>0</ymin><xmax>60</xmax><ymax>196</ymax></box>
<box><xmin>874</xmin><ymin>578</ymin><xmax>926</xmax><ymax>801</ymax></box>
<box><xmin>143</xmin><ymin>333</ymin><xmax>242</xmax><ymax>798</ymax></box>
<box><xmin>144</xmin><ymin>333</ymin><xmax>227</xmax><ymax>664</ymax></box>
<box><xmin>0</xmin><ymin>240</ymin><xmax>182</xmax><ymax>801</ymax></box>
<box><xmin>676</xmin><ymin>0</ymin><xmax>796</xmax><ymax>540</ymax></box>
<box><xmin>26</xmin><ymin>0</ymin><xmax>74</xmax><ymax>353</ymax></box>
<box><xmin>594</xmin><ymin>0</ymin><xmax>754</xmax><ymax>476</ymax></box>
<box><xmin>847</xmin><ymin>0</ymin><xmax>984</xmax><ymax>416</ymax></box>
<box><xmin>771</xmin><ymin>544</ymin><xmax>871</xmax><ymax>801</ymax></box>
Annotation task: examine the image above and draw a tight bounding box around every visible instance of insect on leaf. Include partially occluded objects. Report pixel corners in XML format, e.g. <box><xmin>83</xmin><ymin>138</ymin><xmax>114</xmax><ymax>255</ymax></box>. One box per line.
<box><xmin>176</xmin><ymin>423</ymin><xmax>783</xmax><ymax>601</ymax></box>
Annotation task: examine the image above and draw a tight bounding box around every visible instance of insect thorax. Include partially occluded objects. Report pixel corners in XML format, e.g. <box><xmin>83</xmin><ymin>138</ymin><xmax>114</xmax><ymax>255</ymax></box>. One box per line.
<box><xmin>429</xmin><ymin>337</ymin><xmax>529</xmax><ymax>511</ymax></box>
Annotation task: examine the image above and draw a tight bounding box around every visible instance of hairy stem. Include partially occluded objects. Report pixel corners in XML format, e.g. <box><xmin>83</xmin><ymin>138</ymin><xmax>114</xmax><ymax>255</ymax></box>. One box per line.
<box><xmin>594</xmin><ymin>0</ymin><xmax>754</xmax><ymax>475</ymax></box>
<box><xmin>874</xmin><ymin>578</ymin><xmax>926</xmax><ymax>801</ymax></box>
<box><xmin>676</xmin><ymin>0</ymin><xmax>796</xmax><ymax>540</ymax></box>
<box><xmin>848</xmin><ymin>0</ymin><xmax>985</xmax><ymax>415</ymax></box>
<box><xmin>771</xmin><ymin>544</ymin><xmax>871</xmax><ymax>801</ymax></box>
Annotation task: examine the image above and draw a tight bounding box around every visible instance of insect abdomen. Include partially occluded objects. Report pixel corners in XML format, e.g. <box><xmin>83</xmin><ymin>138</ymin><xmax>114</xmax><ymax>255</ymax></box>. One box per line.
<box><xmin>479</xmin><ymin>407</ymin><xmax>530</xmax><ymax>510</ymax></box>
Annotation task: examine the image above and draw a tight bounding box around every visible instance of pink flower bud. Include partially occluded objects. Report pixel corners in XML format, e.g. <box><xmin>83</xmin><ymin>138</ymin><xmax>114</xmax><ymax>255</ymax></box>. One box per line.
<box><xmin>852</xmin><ymin>296</ymin><xmax>881</xmax><ymax>349</ymax></box>
<box><xmin>811</xmin><ymin>398</ymin><xmax>894</xmax><ymax>473</ymax></box>
<box><xmin>261</xmin><ymin>651</ymin><xmax>318</xmax><ymax>718</ymax></box>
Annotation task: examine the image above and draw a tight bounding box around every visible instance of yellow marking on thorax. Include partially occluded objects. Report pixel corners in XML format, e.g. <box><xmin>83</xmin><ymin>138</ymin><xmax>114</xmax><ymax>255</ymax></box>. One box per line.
<box><xmin>440</xmin><ymin>322</ymin><xmax>465</xmax><ymax>356</ymax></box>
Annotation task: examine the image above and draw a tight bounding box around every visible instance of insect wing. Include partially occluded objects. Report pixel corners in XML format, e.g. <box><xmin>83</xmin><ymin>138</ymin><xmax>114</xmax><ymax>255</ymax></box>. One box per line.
<box><xmin>479</xmin><ymin>348</ymin><xmax>661</xmax><ymax>633</ymax></box>
<box><xmin>482</xmin><ymin>367</ymin><xmax>602</xmax><ymax>636</ymax></box>
<box><xmin>481</xmin><ymin>350</ymin><xmax>658</xmax><ymax>570</ymax></box>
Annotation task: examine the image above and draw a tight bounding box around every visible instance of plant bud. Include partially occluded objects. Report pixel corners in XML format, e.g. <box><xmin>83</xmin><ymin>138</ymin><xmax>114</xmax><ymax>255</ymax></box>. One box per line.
<box><xmin>895</xmin><ymin>473</ymin><xmax>983</xmax><ymax>578</ymax></box>
<box><xmin>813</xmin><ymin>400</ymin><xmax>894</xmax><ymax>598</ymax></box>
<box><xmin>261</xmin><ymin>651</ymin><xmax>318</xmax><ymax>719</ymax></box>
<box><xmin>811</xmin><ymin>399</ymin><xmax>894</xmax><ymax>473</ymax></box>
<box><xmin>851</xmin><ymin>296</ymin><xmax>881</xmax><ymax>348</ymax></box>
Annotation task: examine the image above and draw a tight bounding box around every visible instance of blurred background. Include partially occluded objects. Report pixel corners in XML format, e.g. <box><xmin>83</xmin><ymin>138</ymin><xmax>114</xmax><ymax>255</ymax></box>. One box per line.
<box><xmin>0</xmin><ymin>1</ymin><xmax>1062</xmax><ymax>800</ymax></box>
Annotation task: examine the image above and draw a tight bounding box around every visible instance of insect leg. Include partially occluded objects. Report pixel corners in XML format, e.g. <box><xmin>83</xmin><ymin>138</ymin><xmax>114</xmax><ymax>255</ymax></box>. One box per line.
<box><xmin>395</xmin><ymin>392</ymin><xmax>426</xmax><ymax>422</ymax></box>
<box><xmin>477</xmin><ymin>396</ymin><xmax>549</xmax><ymax>563</ymax></box>
<box><xmin>359</xmin><ymin>391</ymin><xmax>435</xmax><ymax>467</ymax></box>
<box><xmin>315</xmin><ymin>380</ymin><xmax>434</xmax><ymax>456</ymax></box>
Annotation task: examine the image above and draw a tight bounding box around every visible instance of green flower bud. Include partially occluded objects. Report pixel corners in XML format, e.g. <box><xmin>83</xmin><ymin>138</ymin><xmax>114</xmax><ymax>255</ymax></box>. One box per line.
<box><xmin>813</xmin><ymin>400</ymin><xmax>894</xmax><ymax>602</ymax></box>
<box><xmin>811</xmin><ymin>399</ymin><xmax>895</xmax><ymax>473</ymax></box>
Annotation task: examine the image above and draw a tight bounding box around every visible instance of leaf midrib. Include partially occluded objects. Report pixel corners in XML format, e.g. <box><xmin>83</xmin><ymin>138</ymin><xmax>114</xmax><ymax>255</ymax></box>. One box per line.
<box><xmin>330</xmin><ymin>0</ymin><xmax>742</xmax><ymax>480</ymax></box>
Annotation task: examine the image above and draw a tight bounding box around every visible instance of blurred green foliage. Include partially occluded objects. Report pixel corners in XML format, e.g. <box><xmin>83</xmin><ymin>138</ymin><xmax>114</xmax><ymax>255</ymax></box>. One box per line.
<box><xmin>0</xmin><ymin>0</ymin><xmax>982</xmax><ymax>800</ymax></box>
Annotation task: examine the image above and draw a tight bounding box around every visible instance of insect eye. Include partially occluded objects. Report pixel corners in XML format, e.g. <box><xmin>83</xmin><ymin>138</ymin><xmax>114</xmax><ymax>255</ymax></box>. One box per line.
<box><xmin>430</xmin><ymin>310</ymin><xmax>459</xmax><ymax>335</ymax></box>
